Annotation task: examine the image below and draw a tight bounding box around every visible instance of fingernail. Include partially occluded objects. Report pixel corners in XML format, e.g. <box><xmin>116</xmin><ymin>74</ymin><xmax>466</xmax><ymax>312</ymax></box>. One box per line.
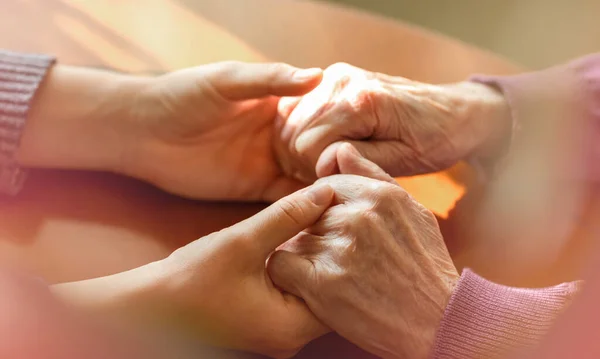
<box><xmin>293</xmin><ymin>68</ymin><xmax>322</xmax><ymax>81</ymax></box>
<box><xmin>305</xmin><ymin>184</ymin><xmax>333</xmax><ymax>206</ymax></box>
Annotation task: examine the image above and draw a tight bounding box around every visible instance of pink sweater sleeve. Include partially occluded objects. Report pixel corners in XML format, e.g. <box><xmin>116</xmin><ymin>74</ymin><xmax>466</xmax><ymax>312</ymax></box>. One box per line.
<box><xmin>467</xmin><ymin>53</ymin><xmax>600</xmax><ymax>182</ymax></box>
<box><xmin>433</xmin><ymin>53</ymin><xmax>600</xmax><ymax>358</ymax></box>
<box><xmin>432</xmin><ymin>269</ymin><xmax>581</xmax><ymax>359</ymax></box>
<box><xmin>0</xmin><ymin>50</ymin><xmax>54</xmax><ymax>195</ymax></box>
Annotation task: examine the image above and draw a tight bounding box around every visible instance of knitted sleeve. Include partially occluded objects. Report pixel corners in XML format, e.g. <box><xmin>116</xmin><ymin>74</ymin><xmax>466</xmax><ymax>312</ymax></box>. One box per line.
<box><xmin>0</xmin><ymin>50</ymin><xmax>54</xmax><ymax>195</ymax></box>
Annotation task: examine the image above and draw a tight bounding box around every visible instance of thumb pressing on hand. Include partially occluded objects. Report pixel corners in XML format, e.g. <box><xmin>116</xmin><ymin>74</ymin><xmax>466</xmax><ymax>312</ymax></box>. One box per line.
<box><xmin>211</xmin><ymin>62</ymin><xmax>323</xmax><ymax>100</ymax></box>
<box><xmin>231</xmin><ymin>183</ymin><xmax>333</xmax><ymax>261</ymax></box>
<box><xmin>268</xmin><ymin>249</ymin><xmax>314</xmax><ymax>299</ymax></box>
<box><xmin>316</xmin><ymin>142</ymin><xmax>398</xmax><ymax>185</ymax></box>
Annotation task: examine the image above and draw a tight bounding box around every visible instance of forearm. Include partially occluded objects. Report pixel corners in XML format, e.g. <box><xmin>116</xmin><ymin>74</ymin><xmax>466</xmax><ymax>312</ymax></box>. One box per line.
<box><xmin>0</xmin><ymin>267</ymin><xmax>158</xmax><ymax>359</ymax></box>
<box><xmin>50</xmin><ymin>259</ymin><xmax>166</xmax><ymax>320</ymax></box>
<box><xmin>17</xmin><ymin>64</ymin><xmax>149</xmax><ymax>173</ymax></box>
<box><xmin>48</xmin><ymin>260</ymin><xmax>182</xmax><ymax>356</ymax></box>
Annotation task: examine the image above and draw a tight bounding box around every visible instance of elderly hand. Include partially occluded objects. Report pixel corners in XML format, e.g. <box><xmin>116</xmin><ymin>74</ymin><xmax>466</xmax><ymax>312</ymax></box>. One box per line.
<box><xmin>52</xmin><ymin>184</ymin><xmax>333</xmax><ymax>358</ymax></box>
<box><xmin>274</xmin><ymin>62</ymin><xmax>510</xmax><ymax>182</ymax></box>
<box><xmin>268</xmin><ymin>144</ymin><xmax>459</xmax><ymax>359</ymax></box>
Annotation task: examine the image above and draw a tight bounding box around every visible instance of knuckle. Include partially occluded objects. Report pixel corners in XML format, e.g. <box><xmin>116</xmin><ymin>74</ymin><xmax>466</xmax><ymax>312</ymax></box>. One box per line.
<box><xmin>277</xmin><ymin>197</ymin><xmax>307</xmax><ymax>227</ymax></box>
<box><xmin>366</xmin><ymin>179</ymin><xmax>396</xmax><ymax>196</ymax></box>
<box><xmin>387</xmin><ymin>184</ymin><xmax>411</xmax><ymax>201</ymax></box>
<box><xmin>216</xmin><ymin>60</ymin><xmax>242</xmax><ymax>73</ymax></box>
<box><xmin>361</xmin><ymin>208</ymin><xmax>381</xmax><ymax>225</ymax></box>
<box><xmin>269</xmin><ymin>62</ymin><xmax>292</xmax><ymax>76</ymax></box>
<box><xmin>353</xmin><ymin>88</ymin><xmax>376</xmax><ymax>108</ymax></box>
<box><xmin>325</xmin><ymin>62</ymin><xmax>354</xmax><ymax>74</ymax></box>
<box><xmin>337</xmin><ymin>87</ymin><xmax>378</xmax><ymax>121</ymax></box>
<box><xmin>371</xmin><ymin>183</ymin><xmax>409</xmax><ymax>208</ymax></box>
<box><xmin>313</xmin><ymin>174</ymin><xmax>343</xmax><ymax>189</ymax></box>
<box><xmin>346</xmin><ymin>205</ymin><xmax>378</xmax><ymax>225</ymax></box>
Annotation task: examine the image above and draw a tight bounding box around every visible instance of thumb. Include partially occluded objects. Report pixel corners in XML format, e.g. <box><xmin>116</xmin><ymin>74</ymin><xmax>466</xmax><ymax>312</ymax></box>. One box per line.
<box><xmin>335</xmin><ymin>142</ymin><xmax>398</xmax><ymax>185</ymax></box>
<box><xmin>232</xmin><ymin>183</ymin><xmax>333</xmax><ymax>259</ymax></box>
<box><xmin>211</xmin><ymin>62</ymin><xmax>323</xmax><ymax>100</ymax></box>
<box><xmin>267</xmin><ymin>250</ymin><xmax>313</xmax><ymax>298</ymax></box>
<box><xmin>316</xmin><ymin>140</ymin><xmax>422</xmax><ymax>178</ymax></box>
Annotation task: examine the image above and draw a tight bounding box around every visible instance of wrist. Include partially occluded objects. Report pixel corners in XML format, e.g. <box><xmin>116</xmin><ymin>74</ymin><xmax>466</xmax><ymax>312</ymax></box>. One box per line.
<box><xmin>415</xmin><ymin>273</ymin><xmax>458</xmax><ymax>359</ymax></box>
<box><xmin>16</xmin><ymin>65</ymin><xmax>150</xmax><ymax>173</ymax></box>
<box><xmin>381</xmin><ymin>270</ymin><xmax>458</xmax><ymax>359</ymax></box>
<box><xmin>432</xmin><ymin>269</ymin><xmax>580</xmax><ymax>358</ymax></box>
<box><xmin>445</xmin><ymin>81</ymin><xmax>513</xmax><ymax>162</ymax></box>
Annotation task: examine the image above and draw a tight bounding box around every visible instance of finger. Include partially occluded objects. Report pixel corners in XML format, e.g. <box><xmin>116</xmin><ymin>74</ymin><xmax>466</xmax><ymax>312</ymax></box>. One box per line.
<box><xmin>291</xmin><ymin>104</ymin><xmax>376</xmax><ymax>178</ymax></box>
<box><xmin>276</xmin><ymin>96</ymin><xmax>304</xmax><ymax>145</ymax></box>
<box><xmin>277</xmin><ymin>96</ymin><xmax>303</xmax><ymax>125</ymax></box>
<box><xmin>317</xmin><ymin>139</ymin><xmax>427</xmax><ymax>177</ymax></box>
<box><xmin>274</xmin><ymin>97</ymin><xmax>306</xmax><ymax>180</ymax></box>
<box><xmin>212</xmin><ymin>62</ymin><xmax>323</xmax><ymax>100</ymax></box>
<box><xmin>267</xmin><ymin>250</ymin><xmax>313</xmax><ymax>298</ymax></box>
<box><xmin>283</xmin><ymin>70</ymin><xmax>351</xmax><ymax>137</ymax></box>
<box><xmin>334</xmin><ymin>142</ymin><xmax>398</xmax><ymax>185</ymax></box>
<box><xmin>275</xmin><ymin>73</ymin><xmax>359</xmax><ymax>182</ymax></box>
<box><xmin>234</xmin><ymin>183</ymin><xmax>334</xmax><ymax>258</ymax></box>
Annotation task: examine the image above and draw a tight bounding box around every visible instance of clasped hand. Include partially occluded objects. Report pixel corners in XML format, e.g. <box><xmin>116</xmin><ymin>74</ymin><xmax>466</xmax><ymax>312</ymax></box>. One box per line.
<box><xmin>141</xmin><ymin>145</ymin><xmax>458</xmax><ymax>359</ymax></box>
<box><xmin>49</xmin><ymin>61</ymin><xmax>485</xmax><ymax>359</ymax></box>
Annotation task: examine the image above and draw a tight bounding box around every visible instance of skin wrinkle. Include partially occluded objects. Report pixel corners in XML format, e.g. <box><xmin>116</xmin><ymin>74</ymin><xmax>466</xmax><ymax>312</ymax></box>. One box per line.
<box><xmin>291</xmin><ymin>74</ymin><xmax>346</xmax><ymax>143</ymax></box>
<box><xmin>277</xmin><ymin>63</ymin><xmax>510</xmax><ymax>181</ymax></box>
<box><xmin>120</xmin><ymin>61</ymin><xmax>322</xmax><ymax>201</ymax></box>
<box><xmin>269</xmin><ymin>171</ymin><xmax>459</xmax><ymax>359</ymax></box>
<box><xmin>324</xmin><ymin>94</ymin><xmax>376</xmax><ymax>140</ymax></box>
<box><xmin>377</xmin><ymin>87</ymin><xmax>405</xmax><ymax>139</ymax></box>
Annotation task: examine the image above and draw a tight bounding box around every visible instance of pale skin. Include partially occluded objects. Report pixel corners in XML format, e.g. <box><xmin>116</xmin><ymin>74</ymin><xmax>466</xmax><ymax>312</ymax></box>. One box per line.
<box><xmin>51</xmin><ymin>182</ymin><xmax>333</xmax><ymax>358</ymax></box>
<box><xmin>270</xmin><ymin>60</ymin><xmax>593</xmax><ymax>359</ymax></box>
<box><xmin>269</xmin><ymin>62</ymin><xmax>520</xmax><ymax>358</ymax></box>
<box><xmin>269</xmin><ymin>144</ymin><xmax>459</xmax><ymax>359</ymax></box>
<box><xmin>19</xmin><ymin>61</ymin><xmax>324</xmax><ymax>201</ymax></box>
<box><xmin>15</xmin><ymin>60</ymin><xmax>332</xmax><ymax>357</ymax></box>
<box><xmin>275</xmin><ymin>61</ymin><xmax>590</xmax><ymax>289</ymax></box>
<box><xmin>274</xmin><ymin>62</ymin><xmax>512</xmax><ymax>182</ymax></box>
<box><xmin>11</xmin><ymin>59</ymin><xmax>517</xmax><ymax>358</ymax></box>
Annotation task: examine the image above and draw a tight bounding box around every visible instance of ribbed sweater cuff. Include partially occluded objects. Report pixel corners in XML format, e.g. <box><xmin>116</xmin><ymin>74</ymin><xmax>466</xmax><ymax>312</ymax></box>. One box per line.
<box><xmin>432</xmin><ymin>269</ymin><xmax>581</xmax><ymax>359</ymax></box>
<box><xmin>0</xmin><ymin>50</ymin><xmax>55</xmax><ymax>195</ymax></box>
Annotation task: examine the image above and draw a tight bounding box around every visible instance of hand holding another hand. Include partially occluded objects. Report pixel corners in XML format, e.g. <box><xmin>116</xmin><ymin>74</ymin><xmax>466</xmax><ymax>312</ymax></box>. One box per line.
<box><xmin>274</xmin><ymin>62</ymin><xmax>511</xmax><ymax>182</ymax></box>
<box><xmin>54</xmin><ymin>183</ymin><xmax>335</xmax><ymax>358</ymax></box>
<box><xmin>126</xmin><ymin>62</ymin><xmax>323</xmax><ymax>201</ymax></box>
<box><xmin>20</xmin><ymin>62</ymin><xmax>323</xmax><ymax>202</ymax></box>
<box><xmin>268</xmin><ymin>144</ymin><xmax>459</xmax><ymax>359</ymax></box>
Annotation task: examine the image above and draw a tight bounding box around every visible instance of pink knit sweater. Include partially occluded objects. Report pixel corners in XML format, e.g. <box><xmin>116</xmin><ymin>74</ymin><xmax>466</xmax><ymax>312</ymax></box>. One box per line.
<box><xmin>433</xmin><ymin>53</ymin><xmax>600</xmax><ymax>358</ymax></box>
<box><xmin>0</xmin><ymin>50</ymin><xmax>54</xmax><ymax>195</ymax></box>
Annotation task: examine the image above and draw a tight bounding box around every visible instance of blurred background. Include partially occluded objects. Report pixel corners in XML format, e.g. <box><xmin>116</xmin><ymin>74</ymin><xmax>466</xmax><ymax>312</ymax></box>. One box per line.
<box><xmin>317</xmin><ymin>0</ymin><xmax>600</xmax><ymax>68</ymax></box>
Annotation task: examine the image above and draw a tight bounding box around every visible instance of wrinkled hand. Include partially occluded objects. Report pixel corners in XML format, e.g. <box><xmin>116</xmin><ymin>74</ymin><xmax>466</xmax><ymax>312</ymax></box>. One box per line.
<box><xmin>125</xmin><ymin>62</ymin><xmax>323</xmax><ymax>201</ymax></box>
<box><xmin>274</xmin><ymin>62</ymin><xmax>510</xmax><ymax>182</ymax></box>
<box><xmin>268</xmin><ymin>144</ymin><xmax>459</xmax><ymax>359</ymax></box>
<box><xmin>154</xmin><ymin>183</ymin><xmax>333</xmax><ymax>357</ymax></box>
